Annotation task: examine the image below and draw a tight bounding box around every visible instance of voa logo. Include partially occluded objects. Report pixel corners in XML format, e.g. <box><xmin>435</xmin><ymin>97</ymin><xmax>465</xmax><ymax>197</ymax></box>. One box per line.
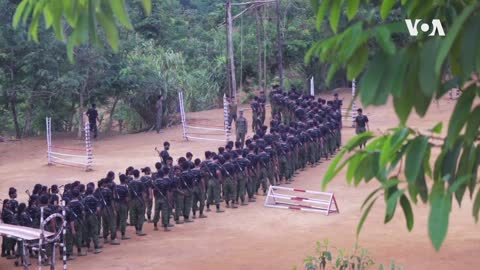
<box><xmin>405</xmin><ymin>19</ymin><xmax>446</xmax><ymax>36</ymax></box>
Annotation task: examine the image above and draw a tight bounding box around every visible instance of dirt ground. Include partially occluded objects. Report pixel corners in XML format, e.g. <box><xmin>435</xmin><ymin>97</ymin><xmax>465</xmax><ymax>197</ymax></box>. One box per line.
<box><xmin>0</xmin><ymin>90</ymin><xmax>478</xmax><ymax>270</ymax></box>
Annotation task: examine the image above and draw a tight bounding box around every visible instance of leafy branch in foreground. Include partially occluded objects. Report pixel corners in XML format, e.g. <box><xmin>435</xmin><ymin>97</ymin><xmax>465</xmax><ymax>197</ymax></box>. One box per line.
<box><xmin>13</xmin><ymin>0</ymin><xmax>152</xmax><ymax>62</ymax></box>
<box><xmin>310</xmin><ymin>0</ymin><xmax>480</xmax><ymax>251</ymax></box>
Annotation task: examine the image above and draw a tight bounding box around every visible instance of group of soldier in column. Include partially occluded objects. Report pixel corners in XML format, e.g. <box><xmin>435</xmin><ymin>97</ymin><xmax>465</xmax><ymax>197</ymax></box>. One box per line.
<box><xmin>1</xmin><ymin>88</ymin><xmax>347</xmax><ymax>266</ymax></box>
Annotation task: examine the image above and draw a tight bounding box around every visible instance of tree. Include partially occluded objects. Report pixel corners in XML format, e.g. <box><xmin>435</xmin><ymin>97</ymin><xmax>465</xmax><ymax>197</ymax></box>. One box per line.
<box><xmin>13</xmin><ymin>0</ymin><xmax>152</xmax><ymax>62</ymax></box>
<box><xmin>308</xmin><ymin>0</ymin><xmax>480</xmax><ymax>250</ymax></box>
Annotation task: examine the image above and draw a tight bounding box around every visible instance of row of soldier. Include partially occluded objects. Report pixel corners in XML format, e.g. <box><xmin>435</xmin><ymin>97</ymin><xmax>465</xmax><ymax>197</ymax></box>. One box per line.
<box><xmin>1</xmin><ymin>89</ymin><xmax>344</xmax><ymax>266</ymax></box>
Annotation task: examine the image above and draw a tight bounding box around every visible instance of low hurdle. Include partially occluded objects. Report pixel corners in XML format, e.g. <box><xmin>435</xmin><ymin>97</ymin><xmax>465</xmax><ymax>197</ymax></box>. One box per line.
<box><xmin>178</xmin><ymin>91</ymin><xmax>230</xmax><ymax>142</ymax></box>
<box><xmin>46</xmin><ymin>117</ymin><xmax>93</xmax><ymax>171</ymax></box>
<box><xmin>264</xmin><ymin>186</ymin><xmax>339</xmax><ymax>215</ymax></box>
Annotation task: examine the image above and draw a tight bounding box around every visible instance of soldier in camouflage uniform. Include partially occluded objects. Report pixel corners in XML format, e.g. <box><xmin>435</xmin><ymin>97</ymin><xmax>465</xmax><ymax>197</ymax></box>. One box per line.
<box><xmin>192</xmin><ymin>158</ymin><xmax>207</xmax><ymax>218</ymax></box>
<box><xmin>205</xmin><ymin>152</ymin><xmax>225</xmax><ymax>213</ymax></box>
<box><xmin>66</xmin><ymin>189</ymin><xmax>87</xmax><ymax>257</ymax></box>
<box><xmin>83</xmin><ymin>186</ymin><xmax>103</xmax><ymax>252</ymax></box>
<box><xmin>236</xmin><ymin>110</ymin><xmax>248</xmax><ymax>148</ymax></box>
<box><xmin>140</xmin><ymin>167</ymin><xmax>153</xmax><ymax>223</ymax></box>
<box><xmin>96</xmin><ymin>180</ymin><xmax>120</xmax><ymax>244</ymax></box>
<box><xmin>115</xmin><ymin>175</ymin><xmax>130</xmax><ymax>240</ymax></box>
<box><xmin>129</xmin><ymin>170</ymin><xmax>147</xmax><ymax>236</ymax></box>
<box><xmin>152</xmin><ymin>170</ymin><xmax>172</xmax><ymax>231</ymax></box>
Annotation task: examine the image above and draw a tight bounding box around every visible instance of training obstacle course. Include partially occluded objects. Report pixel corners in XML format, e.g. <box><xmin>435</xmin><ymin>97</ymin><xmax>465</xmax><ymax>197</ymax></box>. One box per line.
<box><xmin>264</xmin><ymin>186</ymin><xmax>339</xmax><ymax>215</ymax></box>
<box><xmin>0</xmin><ymin>202</ymin><xmax>67</xmax><ymax>270</ymax></box>
<box><xmin>178</xmin><ymin>91</ymin><xmax>231</xmax><ymax>142</ymax></box>
<box><xmin>46</xmin><ymin>117</ymin><xmax>93</xmax><ymax>171</ymax></box>
<box><xmin>340</xmin><ymin>78</ymin><xmax>358</xmax><ymax>127</ymax></box>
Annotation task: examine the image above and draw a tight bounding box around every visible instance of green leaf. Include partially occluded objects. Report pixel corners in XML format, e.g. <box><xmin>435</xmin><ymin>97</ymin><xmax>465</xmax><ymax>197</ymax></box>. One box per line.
<box><xmin>109</xmin><ymin>0</ymin><xmax>133</xmax><ymax>30</ymax></box>
<box><xmin>419</xmin><ymin>38</ymin><xmax>442</xmax><ymax>97</ymax></box>
<box><xmin>405</xmin><ymin>136</ymin><xmax>429</xmax><ymax>184</ymax></box>
<box><xmin>347</xmin><ymin>154</ymin><xmax>363</xmax><ymax>185</ymax></box>
<box><xmin>361</xmin><ymin>187</ymin><xmax>382</xmax><ymax>210</ymax></box>
<box><xmin>417</xmin><ymin>164</ymin><xmax>429</xmax><ymax>203</ymax></box>
<box><xmin>322</xmin><ymin>148</ymin><xmax>347</xmax><ymax>189</ymax></box>
<box><xmin>380</xmin><ymin>0</ymin><xmax>396</xmax><ymax>20</ymax></box>
<box><xmin>315</xmin><ymin>0</ymin><xmax>330</xmax><ymax>31</ymax></box>
<box><xmin>465</xmin><ymin>106</ymin><xmax>480</xmax><ymax>144</ymax></box>
<box><xmin>141</xmin><ymin>0</ymin><xmax>152</xmax><ymax>15</ymax></box>
<box><xmin>460</xmin><ymin>14</ymin><xmax>480</xmax><ymax>79</ymax></box>
<box><xmin>375</xmin><ymin>26</ymin><xmax>395</xmax><ymax>54</ymax></box>
<box><xmin>357</xmin><ymin>197</ymin><xmax>378</xmax><ymax>236</ymax></box>
<box><xmin>400</xmin><ymin>195</ymin><xmax>414</xmax><ymax>231</ymax></box>
<box><xmin>445</xmin><ymin>88</ymin><xmax>475</xmax><ymax>148</ymax></box>
<box><xmin>12</xmin><ymin>0</ymin><xmax>28</xmax><ymax>28</ymax></box>
<box><xmin>347</xmin><ymin>45</ymin><xmax>368</xmax><ymax>80</ymax></box>
<box><xmin>442</xmin><ymin>139</ymin><xmax>463</xmax><ymax>185</ymax></box>
<box><xmin>473</xmin><ymin>190</ymin><xmax>480</xmax><ymax>222</ymax></box>
<box><xmin>359</xmin><ymin>54</ymin><xmax>387</xmax><ymax>105</ymax></box>
<box><xmin>428</xmin><ymin>181</ymin><xmax>452</xmax><ymax>251</ymax></box>
<box><xmin>385</xmin><ymin>189</ymin><xmax>404</xmax><ymax>223</ymax></box>
<box><xmin>430</xmin><ymin>122</ymin><xmax>443</xmax><ymax>134</ymax></box>
<box><xmin>329</xmin><ymin>0</ymin><xmax>342</xmax><ymax>33</ymax></box>
<box><xmin>435</xmin><ymin>3</ymin><xmax>479</xmax><ymax>75</ymax></box>
<box><xmin>344</xmin><ymin>132</ymin><xmax>374</xmax><ymax>151</ymax></box>
<box><xmin>326</xmin><ymin>63</ymin><xmax>340</xmax><ymax>85</ymax></box>
<box><xmin>97</xmin><ymin>11</ymin><xmax>120</xmax><ymax>51</ymax></box>
<box><xmin>346</xmin><ymin>0</ymin><xmax>360</xmax><ymax>20</ymax></box>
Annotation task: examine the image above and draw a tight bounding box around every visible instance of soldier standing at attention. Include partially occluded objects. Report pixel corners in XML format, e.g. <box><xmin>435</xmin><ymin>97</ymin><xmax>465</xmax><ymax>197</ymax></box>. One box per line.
<box><xmin>115</xmin><ymin>176</ymin><xmax>130</xmax><ymax>240</ymax></box>
<box><xmin>153</xmin><ymin>170</ymin><xmax>171</xmax><ymax>231</ymax></box>
<box><xmin>354</xmin><ymin>108</ymin><xmax>370</xmax><ymax>149</ymax></box>
<box><xmin>258</xmin><ymin>90</ymin><xmax>267</xmax><ymax>125</ymax></box>
<box><xmin>140</xmin><ymin>167</ymin><xmax>153</xmax><ymax>223</ymax></box>
<box><xmin>159</xmin><ymin>141</ymin><xmax>171</xmax><ymax>166</ymax></box>
<box><xmin>66</xmin><ymin>189</ymin><xmax>87</xmax><ymax>257</ymax></box>
<box><xmin>83</xmin><ymin>186</ymin><xmax>103</xmax><ymax>252</ymax></box>
<box><xmin>251</xmin><ymin>97</ymin><xmax>259</xmax><ymax>132</ymax></box>
<box><xmin>129</xmin><ymin>170</ymin><xmax>147</xmax><ymax>236</ymax></box>
<box><xmin>155</xmin><ymin>94</ymin><xmax>164</xmax><ymax>133</ymax></box>
<box><xmin>192</xmin><ymin>158</ymin><xmax>207</xmax><ymax>219</ymax></box>
<box><xmin>97</xmin><ymin>180</ymin><xmax>120</xmax><ymax>245</ymax></box>
<box><xmin>236</xmin><ymin>109</ymin><xmax>248</xmax><ymax>148</ymax></box>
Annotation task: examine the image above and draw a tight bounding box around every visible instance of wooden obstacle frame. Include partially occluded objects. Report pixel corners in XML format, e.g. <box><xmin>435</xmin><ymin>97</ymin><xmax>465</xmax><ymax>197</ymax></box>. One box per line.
<box><xmin>46</xmin><ymin>117</ymin><xmax>93</xmax><ymax>171</ymax></box>
<box><xmin>178</xmin><ymin>91</ymin><xmax>231</xmax><ymax>143</ymax></box>
<box><xmin>264</xmin><ymin>186</ymin><xmax>339</xmax><ymax>215</ymax></box>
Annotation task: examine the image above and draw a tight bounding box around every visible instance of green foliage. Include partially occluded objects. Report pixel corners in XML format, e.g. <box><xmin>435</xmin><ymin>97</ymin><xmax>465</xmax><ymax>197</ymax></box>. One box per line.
<box><xmin>13</xmin><ymin>0</ymin><xmax>151</xmax><ymax>62</ymax></box>
<box><xmin>312</xmin><ymin>0</ymin><xmax>480</xmax><ymax>251</ymax></box>
<box><xmin>300</xmin><ymin>239</ymin><xmax>402</xmax><ymax>270</ymax></box>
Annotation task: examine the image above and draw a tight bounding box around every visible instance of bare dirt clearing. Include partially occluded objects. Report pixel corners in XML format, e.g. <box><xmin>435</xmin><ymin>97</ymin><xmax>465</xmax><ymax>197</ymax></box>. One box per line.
<box><xmin>0</xmin><ymin>91</ymin><xmax>478</xmax><ymax>270</ymax></box>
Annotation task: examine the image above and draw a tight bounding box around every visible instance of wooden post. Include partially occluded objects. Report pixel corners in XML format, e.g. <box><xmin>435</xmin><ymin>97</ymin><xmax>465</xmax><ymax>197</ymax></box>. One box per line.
<box><xmin>226</xmin><ymin>0</ymin><xmax>237</xmax><ymax>103</ymax></box>
<box><xmin>275</xmin><ymin>0</ymin><xmax>284</xmax><ymax>89</ymax></box>
<box><xmin>255</xmin><ymin>6</ymin><xmax>263</xmax><ymax>91</ymax></box>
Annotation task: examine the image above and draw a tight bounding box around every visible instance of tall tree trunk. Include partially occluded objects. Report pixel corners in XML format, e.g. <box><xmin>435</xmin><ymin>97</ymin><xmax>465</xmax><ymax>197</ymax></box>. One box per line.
<box><xmin>107</xmin><ymin>96</ymin><xmax>119</xmax><ymax>133</ymax></box>
<box><xmin>68</xmin><ymin>99</ymin><xmax>76</xmax><ymax>132</ymax></box>
<box><xmin>226</xmin><ymin>0</ymin><xmax>237</xmax><ymax>102</ymax></box>
<box><xmin>262</xmin><ymin>5</ymin><xmax>268</xmax><ymax>92</ymax></box>
<box><xmin>9</xmin><ymin>92</ymin><xmax>21</xmax><ymax>139</ymax></box>
<box><xmin>275</xmin><ymin>0</ymin><xmax>284</xmax><ymax>90</ymax></box>
<box><xmin>255</xmin><ymin>6</ymin><xmax>263</xmax><ymax>91</ymax></box>
<box><xmin>23</xmin><ymin>100</ymin><xmax>33</xmax><ymax>137</ymax></box>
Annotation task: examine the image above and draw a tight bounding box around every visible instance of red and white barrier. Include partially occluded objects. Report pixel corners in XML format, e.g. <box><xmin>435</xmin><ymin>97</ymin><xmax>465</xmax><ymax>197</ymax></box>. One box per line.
<box><xmin>46</xmin><ymin>117</ymin><xmax>93</xmax><ymax>171</ymax></box>
<box><xmin>449</xmin><ymin>88</ymin><xmax>460</xmax><ymax>100</ymax></box>
<box><xmin>178</xmin><ymin>91</ymin><xmax>230</xmax><ymax>142</ymax></box>
<box><xmin>264</xmin><ymin>186</ymin><xmax>339</xmax><ymax>215</ymax></box>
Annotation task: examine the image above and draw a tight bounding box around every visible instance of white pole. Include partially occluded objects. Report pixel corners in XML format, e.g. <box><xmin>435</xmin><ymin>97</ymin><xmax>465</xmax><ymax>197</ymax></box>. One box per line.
<box><xmin>223</xmin><ymin>94</ymin><xmax>230</xmax><ymax>142</ymax></box>
<box><xmin>310</xmin><ymin>77</ymin><xmax>314</xmax><ymax>96</ymax></box>
<box><xmin>85</xmin><ymin>122</ymin><xmax>92</xmax><ymax>171</ymax></box>
<box><xmin>46</xmin><ymin>117</ymin><xmax>52</xmax><ymax>165</ymax></box>
<box><xmin>351</xmin><ymin>79</ymin><xmax>357</xmax><ymax>127</ymax></box>
<box><xmin>61</xmin><ymin>201</ymin><xmax>67</xmax><ymax>270</ymax></box>
<box><xmin>39</xmin><ymin>206</ymin><xmax>44</xmax><ymax>270</ymax></box>
<box><xmin>179</xmin><ymin>91</ymin><xmax>188</xmax><ymax>140</ymax></box>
